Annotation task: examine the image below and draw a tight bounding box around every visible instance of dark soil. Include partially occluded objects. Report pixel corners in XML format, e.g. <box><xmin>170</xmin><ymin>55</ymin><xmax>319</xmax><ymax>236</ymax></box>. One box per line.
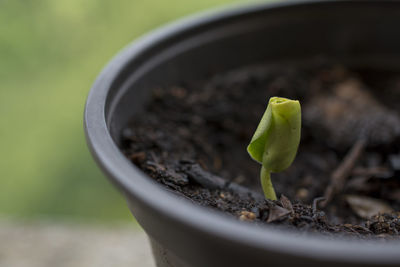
<box><xmin>121</xmin><ymin>62</ymin><xmax>400</xmax><ymax>239</ymax></box>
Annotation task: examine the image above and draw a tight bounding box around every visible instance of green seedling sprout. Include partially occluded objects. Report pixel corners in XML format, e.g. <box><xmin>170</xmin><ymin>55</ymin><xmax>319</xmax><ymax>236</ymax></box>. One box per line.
<box><xmin>247</xmin><ymin>97</ymin><xmax>301</xmax><ymax>200</ymax></box>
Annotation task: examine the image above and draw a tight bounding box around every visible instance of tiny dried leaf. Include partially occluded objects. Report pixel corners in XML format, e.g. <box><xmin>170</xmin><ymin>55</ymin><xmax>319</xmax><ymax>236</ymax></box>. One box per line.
<box><xmin>345</xmin><ymin>195</ymin><xmax>394</xmax><ymax>219</ymax></box>
<box><xmin>280</xmin><ymin>194</ymin><xmax>294</xmax><ymax>213</ymax></box>
<box><xmin>267</xmin><ymin>205</ymin><xmax>291</xmax><ymax>223</ymax></box>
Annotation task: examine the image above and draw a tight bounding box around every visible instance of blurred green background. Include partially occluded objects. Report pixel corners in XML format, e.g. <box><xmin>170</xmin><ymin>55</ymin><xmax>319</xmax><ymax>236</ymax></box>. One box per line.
<box><xmin>0</xmin><ymin>0</ymin><xmax>242</xmax><ymax>223</ymax></box>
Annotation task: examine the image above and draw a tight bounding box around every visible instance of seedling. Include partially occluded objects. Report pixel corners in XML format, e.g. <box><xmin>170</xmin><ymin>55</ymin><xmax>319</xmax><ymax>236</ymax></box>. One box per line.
<box><xmin>247</xmin><ymin>97</ymin><xmax>301</xmax><ymax>200</ymax></box>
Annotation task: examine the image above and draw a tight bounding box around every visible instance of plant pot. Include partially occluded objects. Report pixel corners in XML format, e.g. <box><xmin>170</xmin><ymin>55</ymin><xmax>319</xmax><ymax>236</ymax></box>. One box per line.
<box><xmin>84</xmin><ymin>1</ymin><xmax>400</xmax><ymax>266</ymax></box>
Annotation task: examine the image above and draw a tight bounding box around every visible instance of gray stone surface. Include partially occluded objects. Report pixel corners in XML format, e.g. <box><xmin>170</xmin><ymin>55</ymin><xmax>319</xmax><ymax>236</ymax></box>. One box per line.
<box><xmin>0</xmin><ymin>219</ymin><xmax>154</xmax><ymax>267</ymax></box>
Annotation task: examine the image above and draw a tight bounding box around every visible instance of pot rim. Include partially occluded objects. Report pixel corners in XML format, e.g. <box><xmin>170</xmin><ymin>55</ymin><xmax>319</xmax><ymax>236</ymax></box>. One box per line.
<box><xmin>84</xmin><ymin>0</ymin><xmax>400</xmax><ymax>263</ymax></box>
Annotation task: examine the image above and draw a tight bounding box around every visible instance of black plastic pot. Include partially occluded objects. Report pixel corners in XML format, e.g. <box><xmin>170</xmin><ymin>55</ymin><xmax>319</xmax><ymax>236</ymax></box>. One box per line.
<box><xmin>85</xmin><ymin>1</ymin><xmax>400</xmax><ymax>266</ymax></box>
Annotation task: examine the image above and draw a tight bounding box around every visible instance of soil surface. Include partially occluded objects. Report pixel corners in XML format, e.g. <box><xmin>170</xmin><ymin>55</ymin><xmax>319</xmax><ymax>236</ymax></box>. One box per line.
<box><xmin>122</xmin><ymin>61</ymin><xmax>400</xmax><ymax>239</ymax></box>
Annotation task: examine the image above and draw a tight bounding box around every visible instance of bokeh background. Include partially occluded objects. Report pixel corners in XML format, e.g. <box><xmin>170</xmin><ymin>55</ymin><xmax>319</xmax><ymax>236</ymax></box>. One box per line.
<box><xmin>0</xmin><ymin>0</ymin><xmax>245</xmax><ymax>224</ymax></box>
<box><xmin>2</xmin><ymin>1</ymin><xmax>252</xmax><ymax>265</ymax></box>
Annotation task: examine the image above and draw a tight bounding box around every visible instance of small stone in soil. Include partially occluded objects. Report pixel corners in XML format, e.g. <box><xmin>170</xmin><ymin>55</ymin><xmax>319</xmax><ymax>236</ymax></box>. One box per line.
<box><xmin>296</xmin><ymin>188</ymin><xmax>309</xmax><ymax>200</ymax></box>
<box><xmin>239</xmin><ymin>211</ymin><xmax>257</xmax><ymax>222</ymax></box>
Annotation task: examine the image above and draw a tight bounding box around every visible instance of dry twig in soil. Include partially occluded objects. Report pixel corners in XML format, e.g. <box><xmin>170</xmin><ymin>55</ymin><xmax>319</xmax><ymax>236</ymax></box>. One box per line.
<box><xmin>321</xmin><ymin>139</ymin><xmax>366</xmax><ymax>207</ymax></box>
